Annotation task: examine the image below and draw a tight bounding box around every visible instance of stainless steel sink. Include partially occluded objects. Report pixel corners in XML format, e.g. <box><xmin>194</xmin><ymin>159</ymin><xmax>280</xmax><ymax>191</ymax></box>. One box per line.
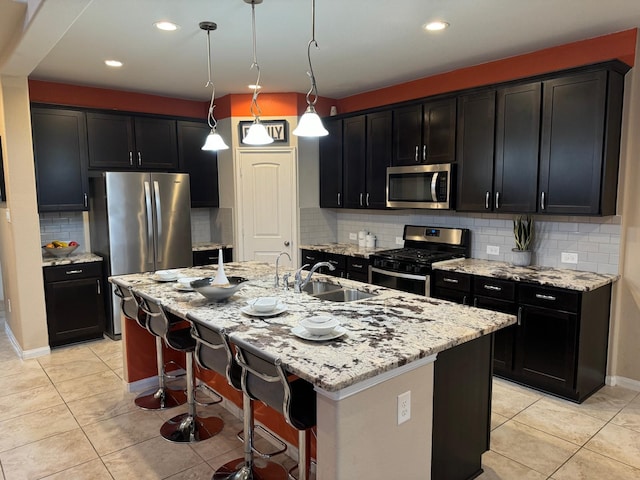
<box><xmin>302</xmin><ymin>280</ymin><xmax>342</xmax><ymax>295</ymax></box>
<box><xmin>311</xmin><ymin>288</ymin><xmax>377</xmax><ymax>302</ymax></box>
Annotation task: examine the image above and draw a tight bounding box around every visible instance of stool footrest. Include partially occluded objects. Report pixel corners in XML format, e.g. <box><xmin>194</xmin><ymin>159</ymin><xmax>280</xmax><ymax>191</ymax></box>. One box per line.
<box><xmin>160</xmin><ymin>412</ymin><xmax>224</xmax><ymax>443</ymax></box>
<box><xmin>237</xmin><ymin>425</ymin><xmax>287</xmax><ymax>458</ymax></box>
<box><xmin>195</xmin><ymin>383</ymin><xmax>223</xmax><ymax>407</ymax></box>
<box><xmin>164</xmin><ymin>361</ymin><xmax>186</xmax><ymax>380</ymax></box>
<box><xmin>213</xmin><ymin>457</ymin><xmax>288</xmax><ymax>480</ymax></box>
<box><xmin>135</xmin><ymin>387</ymin><xmax>185</xmax><ymax>411</ymax></box>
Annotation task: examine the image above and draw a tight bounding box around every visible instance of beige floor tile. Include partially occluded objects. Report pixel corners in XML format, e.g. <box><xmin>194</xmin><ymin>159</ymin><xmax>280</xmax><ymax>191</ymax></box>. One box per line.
<box><xmin>0</xmin><ymin>383</ymin><xmax>63</xmax><ymax>422</ymax></box>
<box><xmin>513</xmin><ymin>397</ymin><xmax>607</xmax><ymax>445</ymax></box>
<box><xmin>189</xmin><ymin>414</ymin><xmax>243</xmax><ymax>462</ymax></box>
<box><xmin>0</xmin><ymin>404</ymin><xmax>78</xmax><ymax>453</ymax></box>
<box><xmin>491</xmin><ymin>412</ymin><xmax>509</xmax><ymax>431</ymax></box>
<box><xmin>0</xmin><ymin>358</ymin><xmax>42</xmax><ymax>379</ymax></box>
<box><xmin>491</xmin><ymin>420</ymin><xmax>579</xmax><ymax>476</ymax></box>
<box><xmin>41</xmin><ymin>458</ymin><xmax>113</xmax><ymax>480</ymax></box>
<box><xmin>492</xmin><ymin>380</ymin><xmax>542</xmax><ymax>418</ymax></box>
<box><xmin>585</xmin><ymin>423</ymin><xmax>640</xmax><ymax>469</ymax></box>
<box><xmin>0</xmin><ymin>342</ymin><xmax>19</xmax><ymax>364</ymax></box>
<box><xmin>40</xmin><ymin>355</ymin><xmax>110</xmax><ymax>384</ymax></box>
<box><xmin>88</xmin><ymin>338</ymin><xmax>122</xmax><ymax>359</ymax></box>
<box><xmin>37</xmin><ymin>344</ymin><xmax>101</xmax><ymax>366</ymax></box>
<box><xmin>113</xmin><ymin>367</ymin><xmax>125</xmax><ymax>380</ymax></box>
<box><xmin>0</xmin><ymin>365</ymin><xmax>52</xmax><ymax>397</ymax></box>
<box><xmin>572</xmin><ymin>385</ymin><xmax>639</xmax><ymax>422</ymax></box>
<box><xmin>102</xmin><ymin>352</ymin><xmax>124</xmax><ymax>371</ymax></box>
<box><xmin>611</xmin><ymin>393</ymin><xmax>640</xmax><ymax>434</ymax></box>
<box><xmin>165</xmin><ymin>461</ymin><xmax>215</xmax><ymax>479</ymax></box>
<box><xmin>66</xmin><ymin>387</ymin><xmax>139</xmax><ymax>426</ymax></box>
<box><xmin>207</xmin><ymin>445</ymin><xmax>246</xmax><ymax>473</ymax></box>
<box><xmin>83</xmin><ymin>409</ymin><xmax>165</xmax><ymax>456</ymax></box>
<box><xmin>54</xmin><ymin>369</ymin><xmax>124</xmax><ymax>403</ymax></box>
<box><xmin>0</xmin><ymin>429</ymin><xmax>98</xmax><ymax>480</ymax></box>
<box><xmin>553</xmin><ymin>448</ymin><xmax>640</xmax><ymax>479</ymax></box>
<box><xmin>478</xmin><ymin>450</ymin><xmax>547</xmax><ymax>479</ymax></box>
<box><xmin>102</xmin><ymin>436</ymin><xmax>203</xmax><ymax>480</ymax></box>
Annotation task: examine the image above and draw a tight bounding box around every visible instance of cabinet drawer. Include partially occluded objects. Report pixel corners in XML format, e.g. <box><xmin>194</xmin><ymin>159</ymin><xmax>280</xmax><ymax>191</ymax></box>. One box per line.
<box><xmin>44</xmin><ymin>262</ymin><xmax>102</xmax><ymax>282</ymax></box>
<box><xmin>301</xmin><ymin>249</ymin><xmax>324</xmax><ymax>269</ymax></box>
<box><xmin>347</xmin><ymin>257</ymin><xmax>369</xmax><ymax>274</ymax></box>
<box><xmin>325</xmin><ymin>253</ymin><xmax>347</xmax><ymax>271</ymax></box>
<box><xmin>193</xmin><ymin>248</ymin><xmax>232</xmax><ymax>266</ymax></box>
<box><xmin>473</xmin><ymin>276</ymin><xmax>515</xmax><ymax>301</ymax></box>
<box><xmin>434</xmin><ymin>271</ymin><xmax>471</xmax><ymax>292</ymax></box>
<box><xmin>518</xmin><ymin>284</ymin><xmax>579</xmax><ymax>313</ymax></box>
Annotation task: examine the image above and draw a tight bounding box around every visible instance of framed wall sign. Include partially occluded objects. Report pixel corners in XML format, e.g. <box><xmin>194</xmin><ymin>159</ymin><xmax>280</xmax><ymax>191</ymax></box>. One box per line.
<box><xmin>239</xmin><ymin>120</ymin><xmax>288</xmax><ymax>144</ymax></box>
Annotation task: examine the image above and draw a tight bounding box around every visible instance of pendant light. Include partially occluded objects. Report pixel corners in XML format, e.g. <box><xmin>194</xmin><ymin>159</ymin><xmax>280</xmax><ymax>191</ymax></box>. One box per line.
<box><xmin>200</xmin><ymin>21</ymin><xmax>229</xmax><ymax>151</ymax></box>
<box><xmin>242</xmin><ymin>0</ymin><xmax>274</xmax><ymax>145</ymax></box>
<box><xmin>292</xmin><ymin>0</ymin><xmax>328</xmax><ymax>137</ymax></box>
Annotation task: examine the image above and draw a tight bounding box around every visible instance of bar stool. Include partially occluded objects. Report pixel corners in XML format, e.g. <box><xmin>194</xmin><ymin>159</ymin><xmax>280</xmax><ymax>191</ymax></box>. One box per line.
<box><xmin>132</xmin><ymin>290</ymin><xmax>224</xmax><ymax>443</ymax></box>
<box><xmin>232</xmin><ymin>336</ymin><xmax>317</xmax><ymax>480</ymax></box>
<box><xmin>189</xmin><ymin>315</ymin><xmax>288</xmax><ymax>480</ymax></box>
<box><xmin>114</xmin><ymin>284</ymin><xmax>185</xmax><ymax>411</ymax></box>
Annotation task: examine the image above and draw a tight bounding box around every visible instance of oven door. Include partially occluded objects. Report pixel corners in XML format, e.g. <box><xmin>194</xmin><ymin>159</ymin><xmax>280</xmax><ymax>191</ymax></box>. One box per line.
<box><xmin>370</xmin><ymin>267</ymin><xmax>429</xmax><ymax>296</ymax></box>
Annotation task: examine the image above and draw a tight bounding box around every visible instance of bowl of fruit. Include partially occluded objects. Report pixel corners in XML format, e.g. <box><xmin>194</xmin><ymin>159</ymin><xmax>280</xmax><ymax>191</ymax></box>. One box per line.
<box><xmin>42</xmin><ymin>240</ymin><xmax>79</xmax><ymax>257</ymax></box>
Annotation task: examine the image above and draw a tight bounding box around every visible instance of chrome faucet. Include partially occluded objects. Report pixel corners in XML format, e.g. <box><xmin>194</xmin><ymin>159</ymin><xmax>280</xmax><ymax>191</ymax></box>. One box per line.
<box><xmin>294</xmin><ymin>261</ymin><xmax>336</xmax><ymax>293</ymax></box>
<box><xmin>274</xmin><ymin>251</ymin><xmax>292</xmax><ymax>287</ymax></box>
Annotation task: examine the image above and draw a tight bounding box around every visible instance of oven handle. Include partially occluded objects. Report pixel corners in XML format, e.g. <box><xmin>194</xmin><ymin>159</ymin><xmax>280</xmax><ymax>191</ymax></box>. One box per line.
<box><xmin>370</xmin><ymin>267</ymin><xmax>427</xmax><ymax>281</ymax></box>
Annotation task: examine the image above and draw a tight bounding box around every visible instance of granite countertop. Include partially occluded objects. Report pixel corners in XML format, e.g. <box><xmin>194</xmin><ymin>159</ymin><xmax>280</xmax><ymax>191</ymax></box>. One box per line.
<box><xmin>433</xmin><ymin>258</ymin><xmax>619</xmax><ymax>292</ymax></box>
<box><xmin>111</xmin><ymin>261</ymin><xmax>515</xmax><ymax>392</ymax></box>
<box><xmin>300</xmin><ymin>243</ymin><xmax>388</xmax><ymax>259</ymax></box>
<box><xmin>42</xmin><ymin>252</ymin><xmax>103</xmax><ymax>267</ymax></box>
<box><xmin>192</xmin><ymin>243</ymin><xmax>233</xmax><ymax>252</ymax></box>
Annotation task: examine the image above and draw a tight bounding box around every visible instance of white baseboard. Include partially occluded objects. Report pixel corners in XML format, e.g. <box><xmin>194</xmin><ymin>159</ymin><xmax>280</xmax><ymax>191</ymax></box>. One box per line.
<box><xmin>4</xmin><ymin>322</ymin><xmax>50</xmax><ymax>359</ymax></box>
<box><xmin>126</xmin><ymin>369</ymin><xmax>186</xmax><ymax>393</ymax></box>
<box><xmin>606</xmin><ymin>375</ymin><xmax>640</xmax><ymax>391</ymax></box>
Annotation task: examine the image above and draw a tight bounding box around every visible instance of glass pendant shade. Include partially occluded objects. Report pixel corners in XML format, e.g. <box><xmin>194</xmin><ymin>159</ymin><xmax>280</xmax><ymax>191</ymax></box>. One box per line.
<box><xmin>243</xmin><ymin>122</ymin><xmax>274</xmax><ymax>145</ymax></box>
<box><xmin>293</xmin><ymin>105</ymin><xmax>328</xmax><ymax>137</ymax></box>
<box><xmin>202</xmin><ymin>129</ymin><xmax>229</xmax><ymax>151</ymax></box>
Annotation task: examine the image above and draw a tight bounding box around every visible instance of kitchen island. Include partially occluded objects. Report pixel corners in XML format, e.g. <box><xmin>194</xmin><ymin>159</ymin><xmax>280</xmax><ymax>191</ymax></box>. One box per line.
<box><xmin>111</xmin><ymin>261</ymin><xmax>516</xmax><ymax>479</ymax></box>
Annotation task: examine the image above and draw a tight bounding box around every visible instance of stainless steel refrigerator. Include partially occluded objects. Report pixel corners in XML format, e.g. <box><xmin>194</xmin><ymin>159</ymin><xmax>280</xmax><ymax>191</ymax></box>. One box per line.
<box><xmin>89</xmin><ymin>172</ymin><xmax>193</xmax><ymax>338</ymax></box>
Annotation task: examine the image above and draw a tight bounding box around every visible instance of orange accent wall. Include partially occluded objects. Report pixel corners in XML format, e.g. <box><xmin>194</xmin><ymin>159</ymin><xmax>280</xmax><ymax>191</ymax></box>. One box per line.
<box><xmin>227</xmin><ymin>92</ymin><xmax>336</xmax><ymax>117</ymax></box>
<box><xmin>338</xmin><ymin>28</ymin><xmax>638</xmax><ymax>114</ymax></box>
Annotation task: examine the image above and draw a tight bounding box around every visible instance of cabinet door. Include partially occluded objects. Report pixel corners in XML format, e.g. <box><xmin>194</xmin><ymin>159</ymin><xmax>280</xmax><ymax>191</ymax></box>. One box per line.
<box><xmin>86</xmin><ymin>112</ymin><xmax>135</xmax><ymax>169</ymax></box>
<box><xmin>538</xmin><ymin>71</ymin><xmax>607</xmax><ymax>215</ymax></box>
<box><xmin>392</xmin><ymin>104</ymin><xmax>423</xmax><ymax>165</ymax></box>
<box><xmin>494</xmin><ymin>82</ymin><xmax>541</xmax><ymax>213</ymax></box>
<box><xmin>474</xmin><ymin>296</ymin><xmax>518</xmax><ymax>375</ymax></box>
<box><xmin>134</xmin><ymin>117</ymin><xmax>179</xmax><ymax>170</ymax></box>
<box><xmin>365</xmin><ymin>111</ymin><xmax>392</xmax><ymax>209</ymax></box>
<box><xmin>319</xmin><ymin>118</ymin><xmax>343</xmax><ymax>208</ymax></box>
<box><xmin>32</xmin><ymin>108</ymin><xmax>89</xmax><ymax>212</ymax></box>
<box><xmin>456</xmin><ymin>91</ymin><xmax>496</xmax><ymax>212</ymax></box>
<box><xmin>515</xmin><ymin>304</ymin><xmax>578</xmax><ymax>394</ymax></box>
<box><xmin>177</xmin><ymin>121</ymin><xmax>219</xmax><ymax>207</ymax></box>
<box><xmin>193</xmin><ymin>248</ymin><xmax>232</xmax><ymax>266</ymax></box>
<box><xmin>342</xmin><ymin>115</ymin><xmax>367</xmax><ymax>208</ymax></box>
<box><xmin>424</xmin><ymin>98</ymin><xmax>456</xmax><ymax>164</ymax></box>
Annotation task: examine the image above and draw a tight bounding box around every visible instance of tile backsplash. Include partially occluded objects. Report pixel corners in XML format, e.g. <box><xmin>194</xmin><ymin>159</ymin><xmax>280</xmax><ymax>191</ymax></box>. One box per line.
<box><xmin>39</xmin><ymin>212</ymin><xmax>86</xmax><ymax>252</ymax></box>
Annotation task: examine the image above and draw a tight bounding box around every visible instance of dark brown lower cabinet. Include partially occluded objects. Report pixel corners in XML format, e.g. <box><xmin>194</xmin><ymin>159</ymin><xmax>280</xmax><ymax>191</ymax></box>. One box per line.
<box><xmin>44</xmin><ymin>262</ymin><xmax>106</xmax><ymax>348</ymax></box>
<box><xmin>192</xmin><ymin>248</ymin><xmax>233</xmax><ymax>267</ymax></box>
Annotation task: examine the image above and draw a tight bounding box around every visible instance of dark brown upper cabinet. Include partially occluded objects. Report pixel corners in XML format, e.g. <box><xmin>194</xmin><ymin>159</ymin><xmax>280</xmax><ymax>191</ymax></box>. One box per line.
<box><xmin>177</xmin><ymin>120</ymin><xmax>219</xmax><ymax>208</ymax></box>
<box><xmin>318</xmin><ymin>117</ymin><xmax>343</xmax><ymax>208</ymax></box>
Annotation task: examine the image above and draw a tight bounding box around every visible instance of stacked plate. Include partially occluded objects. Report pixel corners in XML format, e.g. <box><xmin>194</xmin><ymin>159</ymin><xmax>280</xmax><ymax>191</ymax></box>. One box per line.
<box><xmin>241</xmin><ymin>297</ymin><xmax>287</xmax><ymax>317</ymax></box>
<box><xmin>292</xmin><ymin>315</ymin><xmax>346</xmax><ymax>341</ymax></box>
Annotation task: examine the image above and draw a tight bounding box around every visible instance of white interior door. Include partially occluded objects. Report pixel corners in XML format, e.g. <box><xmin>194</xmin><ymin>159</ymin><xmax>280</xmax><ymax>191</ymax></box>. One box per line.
<box><xmin>236</xmin><ymin>148</ymin><xmax>297</xmax><ymax>265</ymax></box>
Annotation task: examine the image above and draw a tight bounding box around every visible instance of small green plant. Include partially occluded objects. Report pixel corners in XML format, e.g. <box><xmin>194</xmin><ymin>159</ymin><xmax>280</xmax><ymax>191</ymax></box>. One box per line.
<box><xmin>513</xmin><ymin>215</ymin><xmax>534</xmax><ymax>251</ymax></box>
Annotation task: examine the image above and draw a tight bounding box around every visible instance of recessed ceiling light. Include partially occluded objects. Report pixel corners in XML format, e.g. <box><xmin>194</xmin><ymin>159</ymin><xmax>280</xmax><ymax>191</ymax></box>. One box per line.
<box><xmin>424</xmin><ymin>21</ymin><xmax>450</xmax><ymax>31</ymax></box>
<box><xmin>105</xmin><ymin>60</ymin><xmax>123</xmax><ymax>68</ymax></box>
<box><xmin>248</xmin><ymin>84</ymin><xmax>262</xmax><ymax>90</ymax></box>
<box><xmin>154</xmin><ymin>21</ymin><xmax>179</xmax><ymax>31</ymax></box>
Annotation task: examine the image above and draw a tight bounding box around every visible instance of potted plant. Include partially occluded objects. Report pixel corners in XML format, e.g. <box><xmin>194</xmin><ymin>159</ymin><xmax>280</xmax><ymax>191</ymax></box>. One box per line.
<box><xmin>512</xmin><ymin>215</ymin><xmax>534</xmax><ymax>266</ymax></box>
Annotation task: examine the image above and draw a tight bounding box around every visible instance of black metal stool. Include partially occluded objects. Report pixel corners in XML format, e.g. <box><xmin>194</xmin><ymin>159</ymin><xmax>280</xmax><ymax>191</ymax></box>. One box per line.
<box><xmin>132</xmin><ymin>290</ymin><xmax>224</xmax><ymax>443</ymax></box>
<box><xmin>232</xmin><ymin>336</ymin><xmax>317</xmax><ymax>480</ymax></box>
<box><xmin>114</xmin><ymin>284</ymin><xmax>185</xmax><ymax>411</ymax></box>
<box><xmin>189</xmin><ymin>316</ymin><xmax>288</xmax><ymax>480</ymax></box>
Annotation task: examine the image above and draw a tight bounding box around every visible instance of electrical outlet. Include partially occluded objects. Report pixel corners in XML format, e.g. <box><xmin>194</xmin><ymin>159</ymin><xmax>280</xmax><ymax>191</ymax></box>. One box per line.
<box><xmin>397</xmin><ymin>390</ymin><xmax>411</xmax><ymax>425</ymax></box>
<box><xmin>561</xmin><ymin>252</ymin><xmax>578</xmax><ymax>264</ymax></box>
<box><xmin>395</xmin><ymin>237</ymin><xmax>404</xmax><ymax>245</ymax></box>
<box><xmin>487</xmin><ymin>245</ymin><xmax>500</xmax><ymax>255</ymax></box>
<box><xmin>349</xmin><ymin>232</ymin><xmax>357</xmax><ymax>240</ymax></box>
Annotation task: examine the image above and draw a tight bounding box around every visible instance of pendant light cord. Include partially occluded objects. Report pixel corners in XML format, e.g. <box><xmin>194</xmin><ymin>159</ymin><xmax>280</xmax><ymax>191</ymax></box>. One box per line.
<box><xmin>249</xmin><ymin>1</ymin><xmax>263</xmax><ymax>120</ymax></box>
<box><xmin>305</xmin><ymin>0</ymin><xmax>320</xmax><ymax>107</ymax></box>
<box><xmin>204</xmin><ymin>28</ymin><xmax>218</xmax><ymax>130</ymax></box>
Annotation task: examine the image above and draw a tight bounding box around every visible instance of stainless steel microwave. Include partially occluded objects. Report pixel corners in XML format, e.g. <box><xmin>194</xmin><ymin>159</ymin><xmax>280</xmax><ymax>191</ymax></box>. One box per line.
<box><xmin>386</xmin><ymin>163</ymin><xmax>454</xmax><ymax>209</ymax></box>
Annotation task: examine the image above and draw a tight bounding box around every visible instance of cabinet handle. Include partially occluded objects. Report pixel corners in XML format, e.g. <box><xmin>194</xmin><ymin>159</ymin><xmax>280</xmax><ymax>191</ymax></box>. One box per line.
<box><xmin>84</xmin><ymin>193</ymin><xmax>88</xmax><ymax>208</ymax></box>
<box><xmin>495</xmin><ymin>192</ymin><xmax>500</xmax><ymax>210</ymax></box>
<box><xmin>359</xmin><ymin>193</ymin><xmax>363</xmax><ymax>206</ymax></box>
<box><xmin>443</xmin><ymin>277</ymin><xmax>459</xmax><ymax>284</ymax></box>
<box><xmin>366</xmin><ymin>193</ymin><xmax>370</xmax><ymax>207</ymax></box>
<box><xmin>517</xmin><ymin>306</ymin><xmax>522</xmax><ymax>326</ymax></box>
<box><xmin>415</xmin><ymin>145</ymin><xmax>419</xmax><ymax>162</ymax></box>
<box><xmin>129</xmin><ymin>151</ymin><xmax>133</xmax><ymax>166</ymax></box>
<box><xmin>66</xmin><ymin>269</ymin><xmax>83</xmax><ymax>275</ymax></box>
<box><xmin>541</xmin><ymin>191</ymin><xmax>546</xmax><ymax>210</ymax></box>
<box><xmin>337</xmin><ymin>192</ymin><xmax>341</xmax><ymax>206</ymax></box>
<box><xmin>423</xmin><ymin>145</ymin><xmax>427</xmax><ymax>162</ymax></box>
<box><xmin>97</xmin><ymin>279</ymin><xmax>101</xmax><ymax>295</ymax></box>
<box><xmin>473</xmin><ymin>297</ymin><xmax>478</xmax><ymax>307</ymax></box>
<box><xmin>462</xmin><ymin>295</ymin><xmax>467</xmax><ymax>306</ymax></box>
<box><xmin>352</xmin><ymin>263</ymin><xmax>363</xmax><ymax>268</ymax></box>
<box><xmin>485</xmin><ymin>191</ymin><xmax>490</xmax><ymax>209</ymax></box>
<box><xmin>207</xmin><ymin>256</ymin><xmax>218</xmax><ymax>261</ymax></box>
<box><xmin>535</xmin><ymin>293</ymin><xmax>556</xmax><ymax>301</ymax></box>
<box><xmin>484</xmin><ymin>284</ymin><xmax>502</xmax><ymax>291</ymax></box>
<box><xmin>137</xmin><ymin>152</ymin><xmax>142</xmax><ymax>166</ymax></box>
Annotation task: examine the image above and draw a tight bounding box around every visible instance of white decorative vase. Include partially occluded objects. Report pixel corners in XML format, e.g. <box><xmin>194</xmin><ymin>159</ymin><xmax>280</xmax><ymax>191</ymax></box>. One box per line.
<box><xmin>511</xmin><ymin>249</ymin><xmax>532</xmax><ymax>267</ymax></box>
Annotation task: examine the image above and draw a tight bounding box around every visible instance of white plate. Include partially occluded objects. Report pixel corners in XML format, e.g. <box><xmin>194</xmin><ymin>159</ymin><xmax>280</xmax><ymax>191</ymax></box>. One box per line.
<box><xmin>291</xmin><ymin>325</ymin><xmax>347</xmax><ymax>341</ymax></box>
<box><xmin>151</xmin><ymin>274</ymin><xmax>178</xmax><ymax>282</ymax></box>
<box><xmin>240</xmin><ymin>303</ymin><xmax>288</xmax><ymax>318</ymax></box>
<box><xmin>173</xmin><ymin>283</ymin><xmax>194</xmax><ymax>292</ymax></box>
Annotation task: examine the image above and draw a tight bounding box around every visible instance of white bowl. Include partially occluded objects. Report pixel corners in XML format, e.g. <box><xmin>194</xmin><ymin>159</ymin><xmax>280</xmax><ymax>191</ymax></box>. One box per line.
<box><xmin>192</xmin><ymin>276</ymin><xmax>248</xmax><ymax>302</ymax></box>
<box><xmin>250</xmin><ymin>297</ymin><xmax>279</xmax><ymax>313</ymax></box>
<box><xmin>178</xmin><ymin>277</ymin><xmax>201</xmax><ymax>288</ymax></box>
<box><xmin>155</xmin><ymin>269</ymin><xmax>179</xmax><ymax>280</ymax></box>
<box><xmin>300</xmin><ymin>316</ymin><xmax>340</xmax><ymax>336</ymax></box>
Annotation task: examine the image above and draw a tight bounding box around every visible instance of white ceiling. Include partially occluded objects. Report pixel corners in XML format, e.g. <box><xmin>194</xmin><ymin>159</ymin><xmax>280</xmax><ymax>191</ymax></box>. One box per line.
<box><xmin>3</xmin><ymin>0</ymin><xmax>640</xmax><ymax>102</ymax></box>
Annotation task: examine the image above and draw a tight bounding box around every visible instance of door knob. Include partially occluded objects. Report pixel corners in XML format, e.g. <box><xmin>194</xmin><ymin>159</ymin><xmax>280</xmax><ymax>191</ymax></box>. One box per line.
<box><xmin>284</xmin><ymin>241</ymin><xmax>290</xmax><ymax>246</ymax></box>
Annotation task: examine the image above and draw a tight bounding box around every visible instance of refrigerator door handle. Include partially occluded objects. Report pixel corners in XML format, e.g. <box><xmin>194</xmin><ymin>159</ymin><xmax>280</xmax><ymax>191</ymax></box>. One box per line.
<box><xmin>144</xmin><ymin>181</ymin><xmax>154</xmax><ymax>267</ymax></box>
<box><xmin>154</xmin><ymin>181</ymin><xmax>163</xmax><ymax>263</ymax></box>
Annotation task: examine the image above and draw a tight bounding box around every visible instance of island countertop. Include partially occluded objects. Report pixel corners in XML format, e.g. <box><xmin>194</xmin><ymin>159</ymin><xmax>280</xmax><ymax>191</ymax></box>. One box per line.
<box><xmin>111</xmin><ymin>261</ymin><xmax>515</xmax><ymax>392</ymax></box>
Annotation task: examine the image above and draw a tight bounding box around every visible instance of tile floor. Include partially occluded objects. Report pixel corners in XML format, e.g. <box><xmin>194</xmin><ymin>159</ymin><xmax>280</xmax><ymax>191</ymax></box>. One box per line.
<box><xmin>1</xmin><ymin>313</ymin><xmax>639</xmax><ymax>479</ymax></box>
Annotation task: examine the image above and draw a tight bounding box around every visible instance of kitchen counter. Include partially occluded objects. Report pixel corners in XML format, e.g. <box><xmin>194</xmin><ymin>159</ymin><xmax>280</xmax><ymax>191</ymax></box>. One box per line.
<box><xmin>300</xmin><ymin>242</ymin><xmax>388</xmax><ymax>258</ymax></box>
<box><xmin>192</xmin><ymin>242</ymin><xmax>233</xmax><ymax>252</ymax></box>
<box><xmin>42</xmin><ymin>252</ymin><xmax>103</xmax><ymax>267</ymax></box>
<box><xmin>433</xmin><ymin>258</ymin><xmax>618</xmax><ymax>291</ymax></box>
